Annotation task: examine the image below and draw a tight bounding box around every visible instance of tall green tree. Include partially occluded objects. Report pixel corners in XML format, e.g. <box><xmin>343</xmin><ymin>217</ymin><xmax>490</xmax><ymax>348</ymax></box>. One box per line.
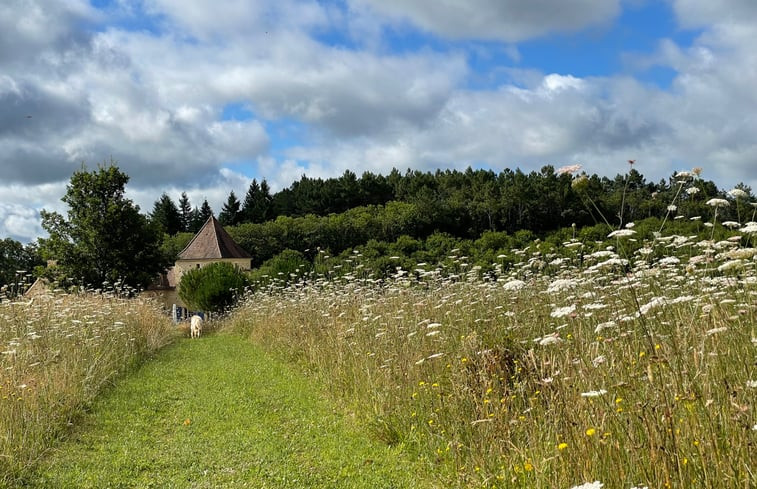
<box><xmin>219</xmin><ymin>191</ymin><xmax>242</xmax><ymax>226</ymax></box>
<box><xmin>241</xmin><ymin>179</ymin><xmax>272</xmax><ymax>223</ymax></box>
<box><xmin>0</xmin><ymin>238</ymin><xmax>42</xmax><ymax>290</ymax></box>
<box><xmin>39</xmin><ymin>162</ymin><xmax>169</xmax><ymax>289</ymax></box>
<box><xmin>178</xmin><ymin>192</ymin><xmax>192</xmax><ymax>232</ymax></box>
<box><xmin>191</xmin><ymin>199</ymin><xmax>213</xmax><ymax>231</ymax></box>
<box><xmin>151</xmin><ymin>193</ymin><xmax>183</xmax><ymax>235</ymax></box>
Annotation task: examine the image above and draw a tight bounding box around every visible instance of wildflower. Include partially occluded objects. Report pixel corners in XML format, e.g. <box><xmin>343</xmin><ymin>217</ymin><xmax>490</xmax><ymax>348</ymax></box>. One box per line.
<box><xmin>594</xmin><ymin>321</ymin><xmax>617</xmax><ymax>333</ymax></box>
<box><xmin>718</xmin><ymin>260</ymin><xmax>743</xmax><ymax>272</ymax></box>
<box><xmin>585</xmin><ymin>428</ymin><xmax>597</xmax><ymax>436</ymax></box>
<box><xmin>686</xmin><ymin>187</ymin><xmax>700</xmax><ymax>195</ymax></box>
<box><xmin>728</xmin><ymin>188</ymin><xmax>748</xmax><ymax>199</ymax></box>
<box><xmin>550</xmin><ymin>304</ymin><xmax>576</xmax><ymax>318</ymax></box>
<box><xmin>557</xmin><ymin>442</ymin><xmax>568</xmax><ymax>451</ymax></box>
<box><xmin>570</xmin><ymin>481</ymin><xmax>603</xmax><ymax>489</ymax></box>
<box><xmin>747</xmin><ymin>380</ymin><xmax>757</xmax><ymax>388</ymax></box>
<box><xmin>706</xmin><ymin>198</ymin><xmax>729</xmax><ymax>208</ymax></box>
<box><xmin>607</xmin><ymin>229</ymin><xmax>636</xmax><ymax>238</ymax></box>
<box><xmin>591</xmin><ymin>355</ymin><xmax>606</xmax><ymax>367</ymax></box>
<box><xmin>581</xmin><ymin>389</ymin><xmax>607</xmax><ymax>398</ymax></box>
<box><xmin>667</xmin><ymin>205</ymin><xmax>677</xmax><ymax>212</ymax></box>
<box><xmin>705</xmin><ymin>327</ymin><xmax>727</xmax><ymax>335</ymax></box>
<box><xmin>538</xmin><ymin>333</ymin><xmax>562</xmax><ymax>346</ymax></box>
<box><xmin>502</xmin><ymin>279</ymin><xmax>526</xmax><ymax>291</ymax></box>
<box><xmin>740</xmin><ymin>222</ymin><xmax>757</xmax><ymax>234</ymax></box>
<box><xmin>547</xmin><ymin>279</ymin><xmax>578</xmax><ymax>293</ymax></box>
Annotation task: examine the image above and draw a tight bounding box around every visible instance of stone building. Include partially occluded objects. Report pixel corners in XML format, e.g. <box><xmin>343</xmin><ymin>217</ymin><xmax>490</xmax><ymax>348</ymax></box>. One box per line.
<box><xmin>143</xmin><ymin>215</ymin><xmax>252</xmax><ymax>314</ymax></box>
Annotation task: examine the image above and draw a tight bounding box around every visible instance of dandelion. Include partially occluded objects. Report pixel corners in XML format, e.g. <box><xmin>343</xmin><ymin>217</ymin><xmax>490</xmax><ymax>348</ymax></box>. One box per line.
<box><xmin>585</xmin><ymin>428</ymin><xmax>597</xmax><ymax>437</ymax></box>
<box><xmin>557</xmin><ymin>442</ymin><xmax>568</xmax><ymax>451</ymax></box>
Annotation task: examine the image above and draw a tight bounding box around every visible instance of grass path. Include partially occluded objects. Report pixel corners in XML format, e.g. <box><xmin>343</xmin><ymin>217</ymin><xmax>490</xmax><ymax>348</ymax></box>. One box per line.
<box><xmin>21</xmin><ymin>333</ymin><xmax>433</xmax><ymax>488</ymax></box>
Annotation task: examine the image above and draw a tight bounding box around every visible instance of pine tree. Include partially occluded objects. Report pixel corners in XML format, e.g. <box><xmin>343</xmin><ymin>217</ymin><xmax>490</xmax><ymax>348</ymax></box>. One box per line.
<box><xmin>178</xmin><ymin>192</ymin><xmax>192</xmax><ymax>232</ymax></box>
<box><xmin>151</xmin><ymin>193</ymin><xmax>183</xmax><ymax>235</ymax></box>
<box><xmin>219</xmin><ymin>191</ymin><xmax>241</xmax><ymax>226</ymax></box>
<box><xmin>192</xmin><ymin>200</ymin><xmax>213</xmax><ymax>231</ymax></box>
<box><xmin>241</xmin><ymin>179</ymin><xmax>272</xmax><ymax>223</ymax></box>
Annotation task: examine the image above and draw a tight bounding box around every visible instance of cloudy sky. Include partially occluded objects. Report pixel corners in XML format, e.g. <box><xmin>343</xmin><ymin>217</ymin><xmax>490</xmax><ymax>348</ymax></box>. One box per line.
<box><xmin>1</xmin><ymin>0</ymin><xmax>756</xmax><ymax>242</ymax></box>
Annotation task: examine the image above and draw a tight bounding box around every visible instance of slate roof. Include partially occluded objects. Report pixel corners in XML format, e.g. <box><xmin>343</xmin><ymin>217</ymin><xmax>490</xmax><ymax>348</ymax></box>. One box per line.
<box><xmin>178</xmin><ymin>215</ymin><xmax>252</xmax><ymax>260</ymax></box>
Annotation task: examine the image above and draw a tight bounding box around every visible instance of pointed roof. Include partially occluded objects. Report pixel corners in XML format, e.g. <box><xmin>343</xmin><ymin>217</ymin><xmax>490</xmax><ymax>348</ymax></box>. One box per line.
<box><xmin>178</xmin><ymin>215</ymin><xmax>251</xmax><ymax>260</ymax></box>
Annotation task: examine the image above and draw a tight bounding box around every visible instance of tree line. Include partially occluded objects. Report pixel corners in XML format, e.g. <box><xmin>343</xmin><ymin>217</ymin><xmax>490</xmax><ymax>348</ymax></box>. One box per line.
<box><xmin>0</xmin><ymin>161</ymin><xmax>754</xmax><ymax>293</ymax></box>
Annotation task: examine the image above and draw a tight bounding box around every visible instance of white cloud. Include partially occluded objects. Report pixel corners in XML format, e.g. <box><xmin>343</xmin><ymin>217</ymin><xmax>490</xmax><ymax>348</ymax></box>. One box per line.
<box><xmin>350</xmin><ymin>0</ymin><xmax>621</xmax><ymax>41</ymax></box>
<box><xmin>2</xmin><ymin>0</ymin><xmax>757</xmax><ymax>244</ymax></box>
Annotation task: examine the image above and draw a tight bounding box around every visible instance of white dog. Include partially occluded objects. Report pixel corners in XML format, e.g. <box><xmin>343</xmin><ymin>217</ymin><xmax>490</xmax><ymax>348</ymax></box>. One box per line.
<box><xmin>190</xmin><ymin>315</ymin><xmax>203</xmax><ymax>338</ymax></box>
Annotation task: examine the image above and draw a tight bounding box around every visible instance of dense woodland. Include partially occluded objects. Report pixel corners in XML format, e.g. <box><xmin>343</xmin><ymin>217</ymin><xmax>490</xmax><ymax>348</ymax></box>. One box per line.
<box><xmin>1</xmin><ymin>164</ymin><xmax>754</xmax><ymax>291</ymax></box>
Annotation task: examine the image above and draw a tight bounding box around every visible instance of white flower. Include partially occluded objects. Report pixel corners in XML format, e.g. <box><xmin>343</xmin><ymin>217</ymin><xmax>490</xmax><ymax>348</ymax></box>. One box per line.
<box><xmin>675</xmin><ymin>170</ymin><xmax>693</xmax><ymax>178</ymax></box>
<box><xmin>538</xmin><ymin>333</ymin><xmax>562</xmax><ymax>346</ymax></box>
<box><xmin>705</xmin><ymin>326</ymin><xmax>728</xmax><ymax>335</ymax></box>
<box><xmin>607</xmin><ymin>229</ymin><xmax>636</xmax><ymax>238</ymax></box>
<box><xmin>594</xmin><ymin>321</ymin><xmax>617</xmax><ymax>333</ymax></box>
<box><xmin>550</xmin><ymin>304</ymin><xmax>576</xmax><ymax>318</ymax></box>
<box><xmin>746</xmin><ymin>380</ymin><xmax>757</xmax><ymax>388</ymax></box>
<box><xmin>706</xmin><ymin>198</ymin><xmax>730</xmax><ymax>208</ymax></box>
<box><xmin>581</xmin><ymin>389</ymin><xmax>608</xmax><ymax>397</ymax></box>
<box><xmin>667</xmin><ymin>204</ymin><xmax>677</xmax><ymax>212</ymax></box>
<box><xmin>721</xmin><ymin>221</ymin><xmax>740</xmax><ymax>228</ymax></box>
<box><xmin>502</xmin><ymin>279</ymin><xmax>526</xmax><ymax>292</ymax></box>
<box><xmin>686</xmin><ymin>187</ymin><xmax>700</xmax><ymax>195</ymax></box>
<box><xmin>591</xmin><ymin>355</ymin><xmax>607</xmax><ymax>367</ymax></box>
<box><xmin>717</xmin><ymin>260</ymin><xmax>743</xmax><ymax>272</ymax></box>
<box><xmin>740</xmin><ymin>222</ymin><xmax>757</xmax><ymax>234</ymax></box>
<box><xmin>728</xmin><ymin>188</ymin><xmax>748</xmax><ymax>199</ymax></box>
<box><xmin>547</xmin><ymin>279</ymin><xmax>578</xmax><ymax>293</ymax></box>
<box><xmin>570</xmin><ymin>482</ymin><xmax>604</xmax><ymax>489</ymax></box>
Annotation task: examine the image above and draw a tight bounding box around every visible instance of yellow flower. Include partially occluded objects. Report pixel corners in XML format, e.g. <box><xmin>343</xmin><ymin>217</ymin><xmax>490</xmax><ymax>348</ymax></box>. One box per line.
<box><xmin>558</xmin><ymin>442</ymin><xmax>568</xmax><ymax>451</ymax></box>
<box><xmin>524</xmin><ymin>461</ymin><xmax>534</xmax><ymax>471</ymax></box>
<box><xmin>585</xmin><ymin>428</ymin><xmax>596</xmax><ymax>437</ymax></box>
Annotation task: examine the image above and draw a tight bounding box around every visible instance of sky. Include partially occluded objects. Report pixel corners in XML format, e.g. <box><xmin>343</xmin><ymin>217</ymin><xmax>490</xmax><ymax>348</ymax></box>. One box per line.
<box><xmin>1</xmin><ymin>0</ymin><xmax>756</xmax><ymax>242</ymax></box>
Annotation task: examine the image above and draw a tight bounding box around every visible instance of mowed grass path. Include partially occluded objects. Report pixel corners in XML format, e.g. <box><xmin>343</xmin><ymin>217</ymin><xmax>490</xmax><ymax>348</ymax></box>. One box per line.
<box><xmin>22</xmin><ymin>333</ymin><xmax>432</xmax><ymax>489</ymax></box>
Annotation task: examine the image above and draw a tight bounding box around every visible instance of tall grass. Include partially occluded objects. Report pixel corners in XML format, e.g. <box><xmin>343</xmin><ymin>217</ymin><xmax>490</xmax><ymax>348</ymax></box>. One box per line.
<box><xmin>227</xmin><ymin>230</ymin><xmax>756</xmax><ymax>488</ymax></box>
<box><xmin>0</xmin><ymin>291</ymin><xmax>176</xmax><ymax>484</ymax></box>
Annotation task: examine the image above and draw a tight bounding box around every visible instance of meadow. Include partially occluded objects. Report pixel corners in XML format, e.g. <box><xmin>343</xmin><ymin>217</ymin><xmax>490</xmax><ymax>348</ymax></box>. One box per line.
<box><xmin>229</xmin><ymin>224</ymin><xmax>756</xmax><ymax>488</ymax></box>
<box><xmin>0</xmin><ymin>290</ymin><xmax>175</xmax><ymax>484</ymax></box>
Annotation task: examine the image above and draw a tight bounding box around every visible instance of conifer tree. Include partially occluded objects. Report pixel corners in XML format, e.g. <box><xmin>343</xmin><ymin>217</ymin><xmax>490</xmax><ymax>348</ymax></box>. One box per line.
<box><xmin>178</xmin><ymin>192</ymin><xmax>192</xmax><ymax>232</ymax></box>
<box><xmin>219</xmin><ymin>191</ymin><xmax>241</xmax><ymax>226</ymax></box>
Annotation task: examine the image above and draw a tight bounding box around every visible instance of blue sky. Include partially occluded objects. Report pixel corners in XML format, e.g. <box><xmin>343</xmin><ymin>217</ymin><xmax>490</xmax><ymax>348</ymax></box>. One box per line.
<box><xmin>1</xmin><ymin>0</ymin><xmax>756</xmax><ymax>241</ymax></box>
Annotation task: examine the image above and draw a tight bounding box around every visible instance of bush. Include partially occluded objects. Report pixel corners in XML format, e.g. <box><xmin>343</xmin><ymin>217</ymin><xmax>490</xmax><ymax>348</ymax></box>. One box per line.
<box><xmin>178</xmin><ymin>262</ymin><xmax>249</xmax><ymax>313</ymax></box>
<box><xmin>248</xmin><ymin>249</ymin><xmax>312</xmax><ymax>287</ymax></box>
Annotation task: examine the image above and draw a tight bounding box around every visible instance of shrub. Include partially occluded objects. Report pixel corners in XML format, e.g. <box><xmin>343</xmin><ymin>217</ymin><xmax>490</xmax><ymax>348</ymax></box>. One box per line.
<box><xmin>178</xmin><ymin>262</ymin><xmax>248</xmax><ymax>313</ymax></box>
